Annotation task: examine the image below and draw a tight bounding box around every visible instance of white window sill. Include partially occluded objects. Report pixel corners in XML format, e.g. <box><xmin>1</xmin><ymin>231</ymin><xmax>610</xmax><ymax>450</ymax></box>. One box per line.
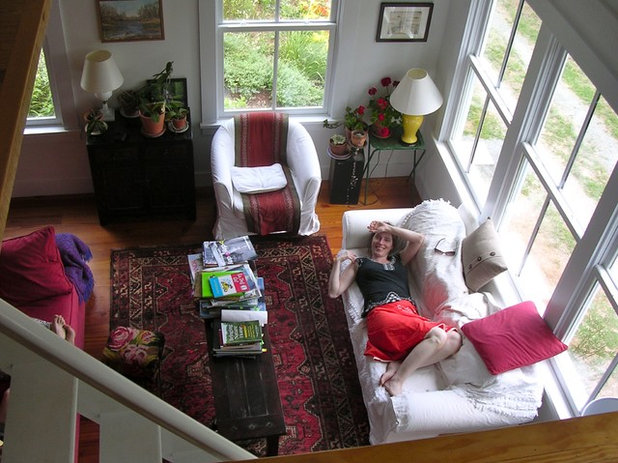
<box><xmin>24</xmin><ymin>125</ymin><xmax>72</xmax><ymax>136</ymax></box>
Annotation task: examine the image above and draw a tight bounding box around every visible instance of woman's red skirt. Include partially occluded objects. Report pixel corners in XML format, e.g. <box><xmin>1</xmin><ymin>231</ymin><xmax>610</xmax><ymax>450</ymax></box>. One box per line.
<box><xmin>364</xmin><ymin>300</ymin><xmax>443</xmax><ymax>362</ymax></box>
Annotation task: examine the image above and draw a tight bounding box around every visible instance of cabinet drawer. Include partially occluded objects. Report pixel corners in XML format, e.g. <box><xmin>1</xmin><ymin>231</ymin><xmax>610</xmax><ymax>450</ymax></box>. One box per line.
<box><xmin>91</xmin><ymin>146</ymin><xmax>138</xmax><ymax>164</ymax></box>
<box><xmin>142</xmin><ymin>143</ymin><xmax>188</xmax><ymax>160</ymax></box>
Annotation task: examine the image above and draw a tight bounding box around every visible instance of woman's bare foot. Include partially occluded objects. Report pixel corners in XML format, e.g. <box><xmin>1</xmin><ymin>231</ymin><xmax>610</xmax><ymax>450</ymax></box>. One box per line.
<box><xmin>383</xmin><ymin>375</ymin><xmax>404</xmax><ymax>396</ymax></box>
<box><xmin>51</xmin><ymin>315</ymin><xmax>67</xmax><ymax>338</ymax></box>
<box><xmin>64</xmin><ymin>323</ymin><xmax>76</xmax><ymax>345</ymax></box>
<box><xmin>379</xmin><ymin>361</ymin><xmax>400</xmax><ymax>386</ymax></box>
<box><xmin>51</xmin><ymin>315</ymin><xmax>75</xmax><ymax>344</ymax></box>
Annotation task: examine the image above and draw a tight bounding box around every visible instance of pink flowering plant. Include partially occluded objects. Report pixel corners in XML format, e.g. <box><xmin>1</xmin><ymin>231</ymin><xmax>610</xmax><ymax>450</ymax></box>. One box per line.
<box><xmin>367</xmin><ymin>77</ymin><xmax>402</xmax><ymax>138</ymax></box>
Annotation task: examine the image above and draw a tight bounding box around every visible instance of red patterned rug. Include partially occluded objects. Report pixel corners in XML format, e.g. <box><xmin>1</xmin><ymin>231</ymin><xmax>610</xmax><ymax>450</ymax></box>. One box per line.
<box><xmin>109</xmin><ymin>235</ymin><xmax>369</xmax><ymax>455</ymax></box>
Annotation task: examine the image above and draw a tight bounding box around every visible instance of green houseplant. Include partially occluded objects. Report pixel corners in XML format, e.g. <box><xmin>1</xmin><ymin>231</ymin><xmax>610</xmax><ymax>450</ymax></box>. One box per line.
<box><xmin>118</xmin><ymin>90</ymin><xmax>140</xmax><ymax>118</ymax></box>
<box><xmin>323</xmin><ymin>105</ymin><xmax>368</xmax><ymax>140</ymax></box>
<box><xmin>328</xmin><ymin>134</ymin><xmax>348</xmax><ymax>156</ymax></box>
<box><xmin>165</xmin><ymin>100</ymin><xmax>189</xmax><ymax>131</ymax></box>
<box><xmin>84</xmin><ymin>108</ymin><xmax>107</xmax><ymax>136</ymax></box>
<box><xmin>138</xmin><ymin>61</ymin><xmax>174</xmax><ymax>136</ymax></box>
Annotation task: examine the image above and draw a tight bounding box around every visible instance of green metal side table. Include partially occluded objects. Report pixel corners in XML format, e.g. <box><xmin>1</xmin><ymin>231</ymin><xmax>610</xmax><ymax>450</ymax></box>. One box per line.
<box><xmin>363</xmin><ymin>127</ymin><xmax>426</xmax><ymax>204</ymax></box>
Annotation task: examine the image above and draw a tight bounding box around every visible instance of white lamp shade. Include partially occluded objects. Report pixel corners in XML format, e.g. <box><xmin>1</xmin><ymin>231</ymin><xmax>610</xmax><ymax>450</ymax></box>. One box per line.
<box><xmin>389</xmin><ymin>68</ymin><xmax>443</xmax><ymax>115</ymax></box>
<box><xmin>80</xmin><ymin>50</ymin><xmax>124</xmax><ymax>100</ymax></box>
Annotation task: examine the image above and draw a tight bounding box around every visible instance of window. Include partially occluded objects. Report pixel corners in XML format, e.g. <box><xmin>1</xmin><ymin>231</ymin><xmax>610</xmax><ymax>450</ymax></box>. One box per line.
<box><xmin>216</xmin><ymin>0</ymin><xmax>337</xmax><ymax>115</ymax></box>
<box><xmin>442</xmin><ymin>0</ymin><xmax>618</xmax><ymax>415</ymax></box>
<box><xmin>27</xmin><ymin>47</ymin><xmax>60</xmax><ymax>126</ymax></box>
<box><xmin>25</xmin><ymin>0</ymin><xmax>73</xmax><ymax>131</ymax></box>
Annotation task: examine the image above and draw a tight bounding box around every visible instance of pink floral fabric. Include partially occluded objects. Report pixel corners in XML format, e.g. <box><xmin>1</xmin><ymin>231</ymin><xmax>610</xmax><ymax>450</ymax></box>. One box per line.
<box><xmin>103</xmin><ymin>326</ymin><xmax>164</xmax><ymax>378</ymax></box>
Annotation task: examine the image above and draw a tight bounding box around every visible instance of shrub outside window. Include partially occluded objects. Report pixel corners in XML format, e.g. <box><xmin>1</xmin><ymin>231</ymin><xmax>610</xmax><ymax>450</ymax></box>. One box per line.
<box><xmin>219</xmin><ymin>0</ymin><xmax>336</xmax><ymax>114</ymax></box>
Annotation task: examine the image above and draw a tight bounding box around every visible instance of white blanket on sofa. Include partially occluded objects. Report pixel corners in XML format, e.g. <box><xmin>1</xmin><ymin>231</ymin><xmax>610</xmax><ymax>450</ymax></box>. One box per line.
<box><xmin>341</xmin><ymin>200</ymin><xmax>543</xmax><ymax>443</ymax></box>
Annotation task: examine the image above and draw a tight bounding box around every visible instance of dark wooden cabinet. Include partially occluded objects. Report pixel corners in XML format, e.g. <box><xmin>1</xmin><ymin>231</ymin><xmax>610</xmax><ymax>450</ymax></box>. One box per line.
<box><xmin>328</xmin><ymin>147</ymin><xmax>365</xmax><ymax>204</ymax></box>
<box><xmin>86</xmin><ymin>113</ymin><xmax>196</xmax><ymax>225</ymax></box>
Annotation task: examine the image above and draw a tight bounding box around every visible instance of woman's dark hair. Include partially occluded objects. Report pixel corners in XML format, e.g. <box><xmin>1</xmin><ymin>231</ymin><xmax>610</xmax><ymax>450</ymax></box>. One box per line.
<box><xmin>367</xmin><ymin>221</ymin><xmax>405</xmax><ymax>257</ymax></box>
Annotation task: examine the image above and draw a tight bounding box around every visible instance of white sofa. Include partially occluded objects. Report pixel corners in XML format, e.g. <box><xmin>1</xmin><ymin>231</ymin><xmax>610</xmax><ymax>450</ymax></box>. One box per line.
<box><xmin>339</xmin><ymin>200</ymin><xmax>543</xmax><ymax>443</ymax></box>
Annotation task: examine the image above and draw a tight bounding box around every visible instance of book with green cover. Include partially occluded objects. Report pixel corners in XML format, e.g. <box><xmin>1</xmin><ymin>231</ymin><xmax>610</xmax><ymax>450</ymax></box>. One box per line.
<box><xmin>200</xmin><ymin>270</ymin><xmax>236</xmax><ymax>298</ymax></box>
<box><xmin>220</xmin><ymin>320</ymin><xmax>263</xmax><ymax>345</ymax></box>
<box><xmin>197</xmin><ymin>263</ymin><xmax>261</xmax><ymax>305</ymax></box>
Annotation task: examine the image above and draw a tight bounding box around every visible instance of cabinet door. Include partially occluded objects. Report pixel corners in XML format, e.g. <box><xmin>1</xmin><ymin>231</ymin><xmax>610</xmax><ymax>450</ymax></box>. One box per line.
<box><xmin>101</xmin><ymin>163</ymin><xmax>145</xmax><ymax>213</ymax></box>
<box><xmin>142</xmin><ymin>141</ymin><xmax>195</xmax><ymax>217</ymax></box>
<box><xmin>88</xmin><ymin>146</ymin><xmax>145</xmax><ymax>223</ymax></box>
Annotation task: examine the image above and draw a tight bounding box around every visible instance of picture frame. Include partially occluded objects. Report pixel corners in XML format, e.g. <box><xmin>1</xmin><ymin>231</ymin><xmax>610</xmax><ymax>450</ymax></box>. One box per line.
<box><xmin>97</xmin><ymin>0</ymin><xmax>165</xmax><ymax>43</ymax></box>
<box><xmin>376</xmin><ymin>2</ymin><xmax>434</xmax><ymax>42</ymax></box>
<box><xmin>146</xmin><ymin>78</ymin><xmax>188</xmax><ymax>107</ymax></box>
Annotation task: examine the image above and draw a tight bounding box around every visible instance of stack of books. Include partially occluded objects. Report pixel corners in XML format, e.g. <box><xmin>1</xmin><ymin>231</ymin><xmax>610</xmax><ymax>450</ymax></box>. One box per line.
<box><xmin>211</xmin><ymin>319</ymin><xmax>265</xmax><ymax>357</ymax></box>
<box><xmin>188</xmin><ymin>236</ymin><xmax>268</xmax><ymax>357</ymax></box>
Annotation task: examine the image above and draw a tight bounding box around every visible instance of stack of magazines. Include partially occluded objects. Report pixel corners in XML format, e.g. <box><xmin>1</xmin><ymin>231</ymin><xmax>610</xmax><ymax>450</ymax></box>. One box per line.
<box><xmin>187</xmin><ymin>236</ymin><xmax>267</xmax><ymax>325</ymax></box>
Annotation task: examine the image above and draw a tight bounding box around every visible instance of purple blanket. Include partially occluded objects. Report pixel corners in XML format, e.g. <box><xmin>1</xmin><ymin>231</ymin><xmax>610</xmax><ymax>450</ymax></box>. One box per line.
<box><xmin>55</xmin><ymin>233</ymin><xmax>94</xmax><ymax>303</ymax></box>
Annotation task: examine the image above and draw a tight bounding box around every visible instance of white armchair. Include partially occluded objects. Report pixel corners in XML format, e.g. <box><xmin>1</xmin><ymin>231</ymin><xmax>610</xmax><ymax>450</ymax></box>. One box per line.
<box><xmin>211</xmin><ymin>115</ymin><xmax>321</xmax><ymax>239</ymax></box>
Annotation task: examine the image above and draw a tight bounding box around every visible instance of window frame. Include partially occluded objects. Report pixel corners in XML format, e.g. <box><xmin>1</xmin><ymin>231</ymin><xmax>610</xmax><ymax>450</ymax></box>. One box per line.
<box><xmin>198</xmin><ymin>0</ymin><xmax>340</xmax><ymax>125</ymax></box>
<box><xmin>438</xmin><ymin>0</ymin><xmax>618</xmax><ymax>416</ymax></box>
<box><xmin>25</xmin><ymin>0</ymin><xmax>76</xmax><ymax>132</ymax></box>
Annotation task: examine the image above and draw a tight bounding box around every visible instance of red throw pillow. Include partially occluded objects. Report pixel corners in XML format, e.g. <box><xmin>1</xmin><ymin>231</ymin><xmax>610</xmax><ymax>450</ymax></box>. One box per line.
<box><xmin>0</xmin><ymin>226</ymin><xmax>73</xmax><ymax>306</ymax></box>
<box><xmin>461</xmin><ymin>300</ymin><xmax>568</xmax><ymax>375</ymax></box>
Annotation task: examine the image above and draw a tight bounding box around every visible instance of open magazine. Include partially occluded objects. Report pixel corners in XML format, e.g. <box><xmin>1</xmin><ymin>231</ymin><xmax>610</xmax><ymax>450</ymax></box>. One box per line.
<box><xmin>203</xmin><ymin>236</ymin><xmax>258</xmax><ymax>267</ymax></box>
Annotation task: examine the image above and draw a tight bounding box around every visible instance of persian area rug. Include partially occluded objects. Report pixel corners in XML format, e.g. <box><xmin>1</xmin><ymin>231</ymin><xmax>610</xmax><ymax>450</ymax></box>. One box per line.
<box><xmin>109</xmin><ymin>235</ymin><xmax>369</xmax><ymax>455</ymax></box>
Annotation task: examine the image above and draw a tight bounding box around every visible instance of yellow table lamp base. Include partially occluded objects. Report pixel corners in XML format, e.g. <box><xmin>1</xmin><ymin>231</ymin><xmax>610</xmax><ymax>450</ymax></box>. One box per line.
<box><xmin>400</xmin><ymin>114</ymin><xmax>424</xmax><ymax>144</ymax></box>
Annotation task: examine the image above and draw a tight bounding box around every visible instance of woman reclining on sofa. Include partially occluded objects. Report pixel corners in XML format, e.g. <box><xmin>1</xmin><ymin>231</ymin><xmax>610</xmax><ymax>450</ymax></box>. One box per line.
<box><xmin>328</xmin><ymin>220</ymin><xmax>462</xmax><ymax>396</ymax></box>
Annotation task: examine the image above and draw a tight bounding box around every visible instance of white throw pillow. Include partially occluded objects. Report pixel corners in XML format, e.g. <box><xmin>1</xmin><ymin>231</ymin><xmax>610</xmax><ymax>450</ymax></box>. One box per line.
<box><xmin>231</xmin><ymin>163</ymin><xmax>287</xmax><ymax>194</ymax></box>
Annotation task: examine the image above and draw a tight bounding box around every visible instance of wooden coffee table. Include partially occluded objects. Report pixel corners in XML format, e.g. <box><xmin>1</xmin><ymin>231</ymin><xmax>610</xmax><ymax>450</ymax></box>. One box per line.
<box><xmin>207</xmin><ymin>322</ymin><xmax>286</xmax><ymax>456</ymax></box>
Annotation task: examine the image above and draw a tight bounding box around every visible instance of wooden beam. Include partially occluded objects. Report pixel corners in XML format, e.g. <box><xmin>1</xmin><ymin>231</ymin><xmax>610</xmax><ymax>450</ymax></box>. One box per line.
<box><xmin>241</xmin><ymin>412</ymin><xmax>618</xmax><ymax>463</ymax></box>
<box><xmin>0</xmin><ymin>0</ymin><xmax>51</xmax><ymax>242</ymax></box>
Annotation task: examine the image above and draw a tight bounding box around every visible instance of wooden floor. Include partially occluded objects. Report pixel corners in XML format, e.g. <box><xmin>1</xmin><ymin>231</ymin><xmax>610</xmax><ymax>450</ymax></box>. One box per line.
<box><xmin>4</xmin><ymin>177</ymin><xmax>420</xmax><ymax>462</ymax></box>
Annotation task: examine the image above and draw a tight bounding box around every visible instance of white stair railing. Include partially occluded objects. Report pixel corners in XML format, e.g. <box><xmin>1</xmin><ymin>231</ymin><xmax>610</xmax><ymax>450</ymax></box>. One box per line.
<box><xmin>0</xmin><ymin>299</ymin><xmax>256</xmax><ymax>463</ymax></box>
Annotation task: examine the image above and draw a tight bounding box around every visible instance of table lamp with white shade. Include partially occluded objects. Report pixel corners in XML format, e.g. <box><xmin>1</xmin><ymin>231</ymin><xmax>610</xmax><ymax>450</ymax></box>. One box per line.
<box><xmin>80</xmin><ymin>50</ymin><xmax>124</xmax><ymax>121</ymax></box>
<box><xmin>389</xmin><ymin>68</ymin><xmax>443</xmax><ymax>144</ymax></box>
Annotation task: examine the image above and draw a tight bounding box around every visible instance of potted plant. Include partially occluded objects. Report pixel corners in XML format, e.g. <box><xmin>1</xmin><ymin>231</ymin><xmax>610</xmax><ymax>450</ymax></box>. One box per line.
<box><xmin>323</xmin><ymin>105</ymin><xmax>368</xmax><ymax>141</ymax></box>
<box><xmin>84</xmin><ymin>108</ymin><xmax>107</xmax><ymax>136</ymax></box>
<box><xmin>328</xmin><ymin>134</ymin><xmax>348</xmax><ymax>156</ymax></box>
<box><xmin>350</xmin><ymin>129</ymin><xmax>367</xmax><ymax>148</ymax></box>
<box><xmin>165</xmin><ymin>100</ymin><xmax>189</xmax><ymax>131</ymax></box>
<box><xmin>367</xmin><ymin>77</ymin><xmax>402</xmax><ymax>139</ymax></box>
<box><xmin>118</xmin><ymin>90</ymin><xmax>140</xmax><ymax>118</ymax></box>
<box><xmin>138</xmin><ymin>61</ymin><xmax>174</xmax><ymax>136</ymax></box>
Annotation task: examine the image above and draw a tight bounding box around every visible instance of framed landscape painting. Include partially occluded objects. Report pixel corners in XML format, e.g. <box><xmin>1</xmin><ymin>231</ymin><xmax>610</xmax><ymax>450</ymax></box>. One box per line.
<box><xmin>97</xmin><ymin>0</ymin><xmax>165</xmax><ymax>42</ymax></box>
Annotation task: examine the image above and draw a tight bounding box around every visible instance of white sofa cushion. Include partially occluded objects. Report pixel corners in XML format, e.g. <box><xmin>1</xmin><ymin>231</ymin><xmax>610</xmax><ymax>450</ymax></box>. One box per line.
<box><xmin>231</xmin><ymin>163</ymin><xmax>287</xmax><ymax>194</ymax></box>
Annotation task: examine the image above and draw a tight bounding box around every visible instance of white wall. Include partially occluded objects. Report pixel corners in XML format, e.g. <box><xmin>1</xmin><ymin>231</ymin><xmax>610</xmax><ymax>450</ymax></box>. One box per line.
<box><xmin>12</xmin><ymin>0</ymin><xmax>452</xmax><ymax>198</ymax></box>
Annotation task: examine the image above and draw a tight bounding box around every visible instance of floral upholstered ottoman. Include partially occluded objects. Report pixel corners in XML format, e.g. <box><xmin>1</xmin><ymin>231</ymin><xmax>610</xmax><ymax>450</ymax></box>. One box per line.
<box><xmin>103</xmin><ymin>326</ymin><xmax>165</xmax><ymax>381</ymax></box>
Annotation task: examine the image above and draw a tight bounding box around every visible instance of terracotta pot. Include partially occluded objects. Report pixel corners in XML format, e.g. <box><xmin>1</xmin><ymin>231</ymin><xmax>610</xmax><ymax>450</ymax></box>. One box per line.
<box><xmin>350</xmin><ymin>130</ymin><xmax>368</xmax><ymax>147</ymax></box>
<box><xmin>139</xmin><ymin>111</ymin><xmax>165</xmax><ymax>136</ymax></box>
<box><xmin>171</xmin><ymin>116</ymin><xmax>188</xmax><ymax>131</ymax></box>
<box><xmin>330</xmin><ymin>141</ymin><xmax>348</xmax><ymax>156</ymax></box>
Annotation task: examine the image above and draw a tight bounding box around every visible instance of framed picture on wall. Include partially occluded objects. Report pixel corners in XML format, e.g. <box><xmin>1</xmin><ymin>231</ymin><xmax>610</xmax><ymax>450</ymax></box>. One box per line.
<box><xmin>146</xmin><ymin>78</ymin><xmax>188</xmax><ymax>107</ymax></box>
<box><xmin>376</xmin><ymin>2</ymin><xmax>434</xmax><ymax>42</ymax></box>
<box><xmin>97</xmin><ymin>0</ymin><xmax>165</xmax><ymax>42</ymax></box>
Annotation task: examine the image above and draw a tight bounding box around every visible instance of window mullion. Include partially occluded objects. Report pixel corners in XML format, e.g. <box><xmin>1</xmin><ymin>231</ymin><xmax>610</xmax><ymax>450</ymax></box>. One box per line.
<box><xmin>558</xmin><ymin>90</ymin><xmax>600</xmax><ymax>189</ymax></box>
<box><xmin>272</xmin><ymin>30</ymin><xmax>279</xmax><ymax>110</ymax></box>
<box><xmin>470</xmin><ymin>54</ymin><xmax>514</xmax><ymax>126</ymax></box>
<box><xmin>523</xmin><ymin>142</ymin><xmax>584</xmax><ymax>240</ymax></box>
<box><xmin>467</xmin><ymin>96</ymin><xmax>490</xmax><ymax>172</ymax></box>
<box><xmin>496</xmin><ymin>0</ymin><xmax>524</xmax><ymax>85</ymax></box>
<box><xmin>516</xmin><ymin>195</ymin><xmax>550</xmax><ymax>277</ymax></box>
